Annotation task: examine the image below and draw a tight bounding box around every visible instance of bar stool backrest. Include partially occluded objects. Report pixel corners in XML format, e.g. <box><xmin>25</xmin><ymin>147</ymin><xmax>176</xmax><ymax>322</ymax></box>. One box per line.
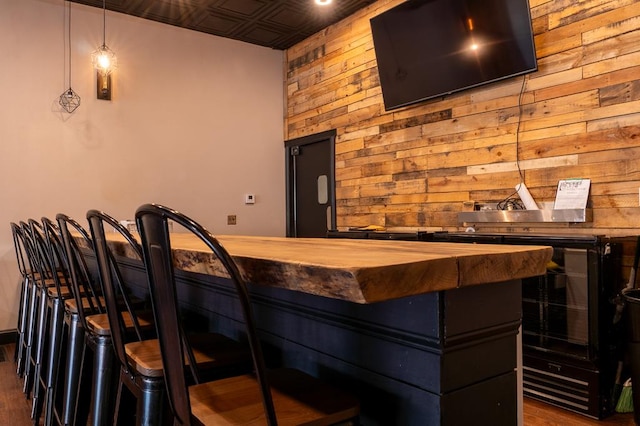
<box><xmin>135</xmin><ymin>203</ymin><xmax>277</xmax><ymax>426</ymax></box>
<box><xmin>26</xmin><ymin>218</ymin><xmax>68</xmax><ymax>298</ymax></box>
<box><xmin>86</xmin><ymin>209</ymin><xmax>150</xmax><ymax>376</ymax></box>
<box><xmin>25</xmin><ymin>219</ymin><xmax>49</xmax><ymax>279</ymax></box>
<box><xmin>18</xmin><ymin>222</ymin><xmax>41</xmax><ymax>280</ymax></box>
<box><xmin>56</xmin><ymin>214</ymin><xmax>104</xmax><ymax>326</ymax></box>
<box><xmin>11</xmin><ymin>222</ymin><xmax>30</xmax><ymax>279</ymax></box>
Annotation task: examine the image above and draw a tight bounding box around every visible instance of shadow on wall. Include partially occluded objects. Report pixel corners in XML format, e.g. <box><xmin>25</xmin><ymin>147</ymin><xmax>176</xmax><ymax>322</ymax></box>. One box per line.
<box><xmin>0</xmin><ymin>248</ymin><xmax>21</xmax><ymax>331</ymax></box>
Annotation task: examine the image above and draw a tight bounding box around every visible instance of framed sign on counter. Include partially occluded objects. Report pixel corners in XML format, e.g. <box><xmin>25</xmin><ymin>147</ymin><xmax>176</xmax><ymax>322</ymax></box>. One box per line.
<box><xmin>554</xmin><ymin>178</ymin><xmax>590</xmax><ymax>210</ymax></box>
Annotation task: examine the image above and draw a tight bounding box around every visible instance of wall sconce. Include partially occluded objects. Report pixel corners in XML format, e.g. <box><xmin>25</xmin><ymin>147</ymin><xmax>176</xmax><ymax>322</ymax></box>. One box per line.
<box><xmin>96</xmin><ymin>71</ymin><xmax>111</xmax><ymax>100</ymax></box>
<box><xmin>91</xmin><ymin>0</ymin><xmax>116</xmax><ymax>100</ymax></box>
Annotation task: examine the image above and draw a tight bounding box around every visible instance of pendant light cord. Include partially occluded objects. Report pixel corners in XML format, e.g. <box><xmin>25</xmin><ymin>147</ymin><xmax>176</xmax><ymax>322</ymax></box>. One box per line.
<box><xmin>102</xmin><ymin>0</ymin><xmax>106</xmax><ymax>46</ymax></box>
<box><xmin>59</xmin><ymin>0</ymin><xmax>80</xmax><ymax>113</ymax></box>
<box><xmin>68</xmin><ymin>1</ymin><xmax>72</xmax><ymax>88</ymax></box>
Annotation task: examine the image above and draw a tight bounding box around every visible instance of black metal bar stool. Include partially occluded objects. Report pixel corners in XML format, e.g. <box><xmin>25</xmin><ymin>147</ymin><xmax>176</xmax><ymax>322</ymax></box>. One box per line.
<box><xmin>135</xmin><ymin>203</ymin><xmax>360</xmax><ymax>425</ymax></box>
<box><xmin>20</xmin><ymin>219</ymin><xmax>50</xmax><ymax>400</ymax></box>
<box><xmin>56</xmin><ymin>213</ymin><xmax>117</xmax><ymax>426</ymax></box>
<box><xmin>87</xmin><ymin>209</ymin><xmax>253</xmax><ymax>426</ymax></box>
<box><xmin>11</xmin><ymin>222</ymin><xmax>35</xmax><ymax>378</ymax></box>
<box><xmin>25</xmin><ymin>218</ymin><xmax>74</xmax><ymax>426</ymax></box>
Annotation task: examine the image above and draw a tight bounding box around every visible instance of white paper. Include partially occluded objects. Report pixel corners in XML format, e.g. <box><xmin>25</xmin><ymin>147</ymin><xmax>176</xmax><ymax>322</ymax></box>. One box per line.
<box><xmin>554</xmin><ymin>179</ymin><xmax>590</xmax><ymax>209</ymax></box>
<box><xmin>515</xmin><ymin>183</ymin><xmax>538</xmax><ymax>210</ymax></box>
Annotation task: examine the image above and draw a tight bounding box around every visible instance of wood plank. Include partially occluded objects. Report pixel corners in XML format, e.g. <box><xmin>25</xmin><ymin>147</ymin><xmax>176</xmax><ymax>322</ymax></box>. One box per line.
<box><xmin>547</xmin><ymin>0</ymin><xmax>637</xmax><ymax>31</ymax></box>
<box><xmin>102</xmin><ymin>234</ymin><xmax>551</xmax><ymax>304</ymax></box>
<box><xmin>535</xmin><ymin>2</ymin><xmax>640</xmax><ymax>58</ymax></box>
<box><xmin>518</xmin><ymin>122</ymin><xmax>587</xmax><ymax>144</ymax></box>
<box><xmin>582</xmin><ymin>13</ymin><xmax>640</xmax><ymax>45</ymax></box>
<box><xmin>428</xmin><ymin>171</ymin><xmax>522</xmax><ymax>193</ymax></box>
<box><xmin>600</xmin><ymin>81</ymin><xmax>640</xmax><ymax>106</ymax></box>
<box><xmin>588</xmin><ymin>112</ymin><xmax>640</xmax><ymax>132</ymax></box>
<box><xmin>466</xmin><ymin>155</ymin><xmax>578</xmax><ymax>176</ymax></box>
<box><xmin>524</xmin><ymin>160</ymin><xmax>640</xmax><ymax>187</ymax></box>
<box><xmin>518</xmin><ymin>125</ymin><xmax>635</xmax><ymax>157</ymax></box>
<box><xmin>583</xmin><ymin>27</ymin><xmax>640</xmax><ymax>65</ymax></box>
<box><xmin>534</xmin><ymin>66</ymin><xmax>640</xmax><ymax>102</ymax></box>
<box><xmin>584</xmin><ymin>51</ymin><xmax>640</xmax><ymax>79</ymax></box>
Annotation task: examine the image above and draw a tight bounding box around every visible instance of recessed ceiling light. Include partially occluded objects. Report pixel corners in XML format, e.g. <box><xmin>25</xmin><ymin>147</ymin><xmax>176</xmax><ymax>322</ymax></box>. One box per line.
<box><xmin>315</xmin><ymin>0</ymin><xmax>333</xmax><ymax>5</ymax></box>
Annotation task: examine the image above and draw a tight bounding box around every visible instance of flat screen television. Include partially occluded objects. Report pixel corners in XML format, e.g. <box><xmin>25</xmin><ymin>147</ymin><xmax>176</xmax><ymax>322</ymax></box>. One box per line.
<box><xmin>370</xmin><ymin>0</ymin><xmax>538</xmax><ymax>110</ymax></box>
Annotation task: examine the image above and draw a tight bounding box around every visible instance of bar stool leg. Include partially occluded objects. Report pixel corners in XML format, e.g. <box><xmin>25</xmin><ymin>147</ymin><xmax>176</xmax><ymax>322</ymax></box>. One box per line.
<box><xmin>16</xmin><ymin>276</ymin><xmax>34</xmax><ymax>377</ymax></box>
<box><xmin>31</xmin><ymin>290</ymin><xmax>54</xmax><ymax>422</ymax></box>
<box><xmin>112</xmin><ymin>372</ymin><xmax>127</xmax><ymax>425</ymax></box>
<box><xmin>59</xmin><ymin>311</ymin><xmax>85</xmax><ymax>426</ymax></box>
<box><xmin>21</xmin><ymin>283</ymin><xmax>40</xmax><ymax>391</ymax></box>
<box><xmin>137</xmin><ymin>377</ymin><xmax>166</xmax><ymax>426</ymax></box>
<box><xmin>114</xmin><ymin>373</ymin><xmax>166</xmax><ymax>426</ymax></box>
<box><xmin>27</xmin><ymin>286</ymin><xmax>48</xmax><ymax>401</ymax></box>
<box><xmin>42</xmin><ymin>298</ymin><xmax>66</xmax><ymax>426</ymax></box>
<box><xmin>88</xmin><ymin>334</ymin><xmax>116</xmax><ymax>426</ymax></box>
<box><xmin>14</xmin><ymin>276</ymin><xmax>29</xmax><ymax>366</ymax></box>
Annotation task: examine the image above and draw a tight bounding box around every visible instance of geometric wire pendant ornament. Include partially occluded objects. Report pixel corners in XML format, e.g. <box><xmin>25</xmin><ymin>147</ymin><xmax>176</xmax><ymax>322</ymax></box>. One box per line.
<box><xmin>60</xmin><ymin>0</ymin><xmax>80</xmax><ymax>114</ymax></box>
<box><xmin>59</xmin><ymin>87</ymin><xmax>81</xmax><ymax>113</ymax></box>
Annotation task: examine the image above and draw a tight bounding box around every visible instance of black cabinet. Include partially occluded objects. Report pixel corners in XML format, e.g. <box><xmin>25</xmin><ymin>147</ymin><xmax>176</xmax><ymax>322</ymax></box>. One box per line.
<box><xmin>431</xmin><ymin>232</ymin><xmax>623</xmax><ymax>419</ymax></box>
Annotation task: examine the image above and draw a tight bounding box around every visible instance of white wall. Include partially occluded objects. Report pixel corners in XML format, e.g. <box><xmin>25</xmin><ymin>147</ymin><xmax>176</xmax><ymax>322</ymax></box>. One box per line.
<box><xmin>0</xmin><ymin>0</ymin><xmax>286</xmax><ymax>331</ymax></box>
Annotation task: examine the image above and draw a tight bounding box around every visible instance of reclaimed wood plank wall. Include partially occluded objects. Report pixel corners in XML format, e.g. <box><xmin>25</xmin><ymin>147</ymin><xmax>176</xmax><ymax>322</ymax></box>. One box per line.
<box><xmin>284</xmin><ymin>0</ymin><xmax>640</xmax><ymax>237</ymax></box>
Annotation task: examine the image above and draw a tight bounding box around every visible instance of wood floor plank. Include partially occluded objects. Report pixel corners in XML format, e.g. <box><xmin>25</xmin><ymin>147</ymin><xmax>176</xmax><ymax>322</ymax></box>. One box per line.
<box><xmin>0</xmin><ymin>346</ymin><xmax>35</xmax><ymax>425</ymax></box>
<box><xmin>523</xmin><ymin>397</ymin><xmax>635</xmax><ymax>425</ymax></box>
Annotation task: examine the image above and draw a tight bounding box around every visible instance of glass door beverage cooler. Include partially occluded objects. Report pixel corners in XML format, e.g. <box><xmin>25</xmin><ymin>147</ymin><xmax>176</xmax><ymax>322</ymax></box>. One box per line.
<box><xmin>431</xmin><ymin>232</ymin><xmax>623</xmax><ymax>419</ymax></box>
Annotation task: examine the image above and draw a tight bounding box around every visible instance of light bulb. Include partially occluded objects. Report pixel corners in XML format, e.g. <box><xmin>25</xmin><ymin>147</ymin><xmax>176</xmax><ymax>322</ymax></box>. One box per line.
<box><xmin>98</xmin><ymin>54</ymin><xmax>110</xmax><ymax>70</ymax></box>
<box><xmin>92</xmin><ymin>44</ymin><xmax>117</xmax><ymax>75</ymax></box>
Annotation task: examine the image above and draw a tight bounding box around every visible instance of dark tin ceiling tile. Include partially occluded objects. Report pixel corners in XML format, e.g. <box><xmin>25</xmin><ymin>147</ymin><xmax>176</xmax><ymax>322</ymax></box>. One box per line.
<box><xmin>70</xmin><ymin>0</ymin><xmax>376</xmax><ymax>50</ymax></box>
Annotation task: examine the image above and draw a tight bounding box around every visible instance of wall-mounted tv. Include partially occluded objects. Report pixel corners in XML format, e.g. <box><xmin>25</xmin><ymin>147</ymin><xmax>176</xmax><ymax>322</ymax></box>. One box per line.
<box><xmin>370</xmin><ymin>0</ymin><xmax>538</xmax><ymax>111</ymax></box>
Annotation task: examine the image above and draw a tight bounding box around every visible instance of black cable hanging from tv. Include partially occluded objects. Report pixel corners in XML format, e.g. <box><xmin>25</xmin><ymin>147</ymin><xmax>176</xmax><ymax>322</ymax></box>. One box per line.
<box><xmin>497</xmin><ymin>75</ymin><xmax>529</xmax><ymax>210</ymax></box>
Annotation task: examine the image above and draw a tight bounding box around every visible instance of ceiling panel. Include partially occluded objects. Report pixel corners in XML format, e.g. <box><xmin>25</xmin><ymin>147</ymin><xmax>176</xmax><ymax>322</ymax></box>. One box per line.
<box><xmin>70</xmin><ymin>0</ymin><xmax>376</xmax><ymax>50</ymax></box>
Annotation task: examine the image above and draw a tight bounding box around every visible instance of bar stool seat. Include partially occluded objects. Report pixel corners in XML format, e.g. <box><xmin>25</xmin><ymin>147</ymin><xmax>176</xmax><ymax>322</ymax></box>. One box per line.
<box><xmin>85</xmin><ymin>310</ymin><xmax>154</xmax><ymax>337</ymax></box>
<box><xmin>46</xmin><ymin>284</ymin><xmax>73</xmax><ymax>299</ymax></box>
<box><xmin>125</xmin><ymin>333</ymin><xmax>251</xmax><ymax>378</ymax></box>
<box><xmin>190</xmin><ymin>368</ymin><xmax>360</xmax><ymax>425</ymax></box>
<box><xmin>63</xmin><ymin>296</ymin><xmax>106</xmax><ymax>314</ymax></box>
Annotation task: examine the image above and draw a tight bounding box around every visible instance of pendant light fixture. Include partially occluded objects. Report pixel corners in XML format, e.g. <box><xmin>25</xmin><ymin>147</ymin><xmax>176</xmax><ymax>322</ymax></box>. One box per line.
<box><xmin>59</xmin><ymin>0</ymin><xmax>80</xmax><ymax>113</ymax></box>
<box><xmin>91</xmin><ymin>0</ymin><xmax>116</xmax><ymax>100</ymax></box>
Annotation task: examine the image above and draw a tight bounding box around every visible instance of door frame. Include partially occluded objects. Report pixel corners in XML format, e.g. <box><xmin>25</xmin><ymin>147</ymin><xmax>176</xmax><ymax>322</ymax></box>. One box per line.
<box><xmin>284</xmin><ymin>129</ymin><xmax>337</xmax><ymax>237</ymax></box>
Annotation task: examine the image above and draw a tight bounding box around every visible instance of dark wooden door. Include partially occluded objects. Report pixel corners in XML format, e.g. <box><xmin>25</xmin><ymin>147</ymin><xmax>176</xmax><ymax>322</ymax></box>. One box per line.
<box><xmin>285</xmin><ymin>130</ymin><xmax>336</xmax><ymax>237</ymax></box>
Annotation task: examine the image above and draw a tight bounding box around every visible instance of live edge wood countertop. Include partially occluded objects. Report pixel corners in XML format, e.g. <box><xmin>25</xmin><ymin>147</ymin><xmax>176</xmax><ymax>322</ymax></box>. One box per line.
<box><xmin>103</xmin><ymin>233</ymin><xmax>553</xmax><ymax>304</ymax></box>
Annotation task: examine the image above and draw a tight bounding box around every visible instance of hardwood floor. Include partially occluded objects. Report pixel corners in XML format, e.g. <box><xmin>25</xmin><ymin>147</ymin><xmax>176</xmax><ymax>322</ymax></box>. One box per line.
<box><xmin>523</xmin><ymin>397</ymin><xmax>635</xmax><ymax>425</ymax></box>
<box><xmin>0</xmin><ymin>342</ymin><xmax>636</xmax><ymax>425</ymax></box>
<box><xmin>0</xmin><ymin>346</ymin><xmax>35</xmax><ymax>425</ymax></box>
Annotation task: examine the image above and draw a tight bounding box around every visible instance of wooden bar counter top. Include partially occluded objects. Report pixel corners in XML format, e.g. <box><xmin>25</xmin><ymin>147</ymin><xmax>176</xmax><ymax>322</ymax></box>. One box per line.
<box><xmin>104</xmin><ymin>233</ymin><xmax>552</xmax><ymax>303</ymax></box>
<box><xmin>97</xmin><ymin>232</ymin><xmax>552</xmax><ymax>425</ymax></box>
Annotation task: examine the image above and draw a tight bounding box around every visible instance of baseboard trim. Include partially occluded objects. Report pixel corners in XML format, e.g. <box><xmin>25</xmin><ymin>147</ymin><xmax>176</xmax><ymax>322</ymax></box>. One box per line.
<box><xmin>0</xmin><ymin>330</ymin><xmax>17</xmax><ymax>345</ymax></box>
